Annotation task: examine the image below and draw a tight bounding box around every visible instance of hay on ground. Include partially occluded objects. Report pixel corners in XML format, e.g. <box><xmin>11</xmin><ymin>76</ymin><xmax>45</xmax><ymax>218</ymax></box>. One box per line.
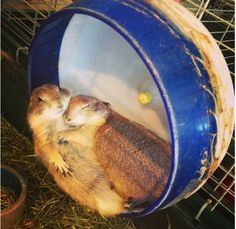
<box><xmin>1</xmin><ymin>117</ymin><xmax>135</xmax><ymax>229</ymax></box>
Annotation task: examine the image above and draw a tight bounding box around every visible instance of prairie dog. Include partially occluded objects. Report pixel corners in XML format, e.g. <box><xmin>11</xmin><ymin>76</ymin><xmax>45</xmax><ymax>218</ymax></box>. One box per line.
<box><xmin>64</xmin><ymin>95</ymin><xmax>171</xmax><ymax>209</ymax></box>
<box><xmin>27</xmin><ymin>84</ymin><xmax>71</xmax><ymax>173</ymax></box>
<box><xmin>28</xmin><ymin>86</ymin><xmax>127</xmax><ymax>216</ymax></box>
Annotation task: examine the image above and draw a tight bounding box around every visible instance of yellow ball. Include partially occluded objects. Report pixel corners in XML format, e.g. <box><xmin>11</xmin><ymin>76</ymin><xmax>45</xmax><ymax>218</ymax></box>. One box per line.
<box><xmin>138</xmin><ymin>91</ymin><xmax>152</xmax><ymax>104</ymax></box>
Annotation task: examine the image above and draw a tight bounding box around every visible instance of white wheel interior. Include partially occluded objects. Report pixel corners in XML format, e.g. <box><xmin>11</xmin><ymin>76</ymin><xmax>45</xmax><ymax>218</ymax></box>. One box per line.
<box><xmin>59</xmin><ymin>14</ymin><xmax>170</xmax><ymax>141</ymax></box>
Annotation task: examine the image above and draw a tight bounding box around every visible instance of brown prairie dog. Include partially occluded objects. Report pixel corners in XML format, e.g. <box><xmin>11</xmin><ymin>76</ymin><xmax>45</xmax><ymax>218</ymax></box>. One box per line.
<box><xmin>27</xmin><ymin>84</ymin><xmax>71</xmax><ymax>173</ymax></box>
<box><xmin>63</xmin><ymin>95</ymin><xmax>171</xmax><ymax>208</ymax></box>
<box><xmin>28</xmin><ymin>85</ymin><xmax>127</xmax><ymax>216</ymax></box>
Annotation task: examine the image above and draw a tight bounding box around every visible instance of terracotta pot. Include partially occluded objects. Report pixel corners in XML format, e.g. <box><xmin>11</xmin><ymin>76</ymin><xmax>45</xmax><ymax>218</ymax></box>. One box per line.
<box><xmin>1</xmin><ymin>165</ymin><xmax>27</xmax><ymax>229</ymax></box>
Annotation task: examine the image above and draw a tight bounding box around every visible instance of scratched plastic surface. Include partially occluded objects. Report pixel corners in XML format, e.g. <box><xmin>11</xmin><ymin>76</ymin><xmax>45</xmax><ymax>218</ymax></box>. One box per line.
<box><xmin>28</xmin><ymin>0</ymin><xmax>234</xmax><ymax>217</ymax></box>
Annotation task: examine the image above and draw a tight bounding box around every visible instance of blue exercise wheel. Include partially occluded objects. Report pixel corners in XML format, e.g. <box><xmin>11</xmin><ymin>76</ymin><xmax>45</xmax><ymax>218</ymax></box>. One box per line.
<box><xmin>28</xmin><ymin>0</ymin><xmax>234</xmax><ymax>217</ymax></box>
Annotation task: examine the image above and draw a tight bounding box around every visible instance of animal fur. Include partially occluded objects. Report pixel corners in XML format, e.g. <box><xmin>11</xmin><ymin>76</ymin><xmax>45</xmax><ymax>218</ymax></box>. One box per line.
<box><xmin>96</xmin><ymin>111</ymin><xmax>171</xmax><ymax>201</ymax></box>
<box><xmin>27</xmin><ymin>85</ymin><xmax>127</xmax><ymax>216</ymax></box>
<box><xmin>63</xmin><ymin>95</ymin><xmax>171</xmax><ymax>210</ymax></box>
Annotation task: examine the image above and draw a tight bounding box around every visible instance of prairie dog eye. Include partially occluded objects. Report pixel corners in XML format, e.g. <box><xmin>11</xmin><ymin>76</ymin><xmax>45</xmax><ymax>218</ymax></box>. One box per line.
<box><xmin>81</xmin><ymin>104</ymin><xmax>90</xmax><ymax>110</ymax></box>
<box><xmin>37</xmin><ymin>96</ymin><xmax>44</xmax><ymax>103</ymax></box>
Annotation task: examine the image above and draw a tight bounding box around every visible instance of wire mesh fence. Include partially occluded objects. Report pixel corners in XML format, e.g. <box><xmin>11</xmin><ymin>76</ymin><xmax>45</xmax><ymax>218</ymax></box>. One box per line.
<box><xmin>183</xmin><ymin>0</ymin><xmax>235</xmax><ymax>78</ymax></box>
<box><xmin>2</xmin><ymin>0</ymin><xmax>71</xmax><ymax>49</ymax></box>
<box><xmin>182</xmin><ymin>0</ymin><xmax>235</xmax><ymax>219</ymax></box>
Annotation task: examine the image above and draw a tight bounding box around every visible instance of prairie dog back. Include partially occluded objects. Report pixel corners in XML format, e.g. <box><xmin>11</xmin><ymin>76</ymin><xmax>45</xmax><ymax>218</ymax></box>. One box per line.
<box><xmin>96</xmin><ymin>112</ymin><xmax>171</xmax><ymax>201</ymax></box>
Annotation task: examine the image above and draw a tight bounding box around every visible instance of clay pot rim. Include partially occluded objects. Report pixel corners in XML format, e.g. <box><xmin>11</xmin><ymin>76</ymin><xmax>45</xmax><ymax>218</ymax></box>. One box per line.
<box><xmin>1</xmin><ymin>165</ymin><xmax>27</xmax><ymax>216</ymax></box>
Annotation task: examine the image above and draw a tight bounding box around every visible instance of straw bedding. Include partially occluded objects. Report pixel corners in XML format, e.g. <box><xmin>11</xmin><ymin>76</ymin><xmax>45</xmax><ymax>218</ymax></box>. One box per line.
<box><xmin>1</xmin><ymin>117</ymin><xmax>135</xmax><ymax>229</ymax></box>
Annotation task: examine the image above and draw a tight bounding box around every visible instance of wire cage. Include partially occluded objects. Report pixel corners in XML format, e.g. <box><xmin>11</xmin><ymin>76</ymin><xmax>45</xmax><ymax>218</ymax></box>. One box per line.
<box><xmin>183</xmin><ymin>0</ymin><xmax>235</xmax><ymax>80</ymax></box>
<box><xmin>1</xmin><ymin>0</ymin><xmax>71</xmax><ymax>54</ymax></box>
<box><xmin>1</xmin><ymin>0</ymin><xmax>235</xmax><ymax>221</ymax></box>
<box><xmin>182</xmin><ymin>0</ymin><xmax>235</xmax><ymax>220</ymax></box>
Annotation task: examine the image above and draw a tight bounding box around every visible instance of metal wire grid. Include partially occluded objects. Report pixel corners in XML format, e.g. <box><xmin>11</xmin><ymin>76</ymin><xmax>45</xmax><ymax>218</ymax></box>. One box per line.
<box><xmin>2</xmin><ymin>0</ymin><xmax>71</xmax><ymax>48</ymax></box>
<box><xmin>201</xmin><ymin>151</ymin><xmax>235</xmax><ymax>214</ymax></box>
<box><xmin>197</xmin><ymin>138</ymin><xmax>235</xmax><ymax>218</ymax></box>
<box><xmin>182</xmin><ymin>0</ymin><xmax>235</xmax><ymax>218</ymax></box>
<box><xmin>183</xmin><ymin>0</ymin><xmax>235</xmax><ymax>78</ymax></box>
<box><xmin>1</xmin><ymin>0</ymin><xmax>235</xmax><ymax>219</ymax></box>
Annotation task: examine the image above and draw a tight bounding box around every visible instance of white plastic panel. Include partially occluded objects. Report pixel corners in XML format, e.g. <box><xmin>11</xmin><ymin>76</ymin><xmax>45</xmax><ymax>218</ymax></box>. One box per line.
<box><xmin>59</xmin><ymin>14</ymin><xmax>170</xmax><ymax>141</ymax></box>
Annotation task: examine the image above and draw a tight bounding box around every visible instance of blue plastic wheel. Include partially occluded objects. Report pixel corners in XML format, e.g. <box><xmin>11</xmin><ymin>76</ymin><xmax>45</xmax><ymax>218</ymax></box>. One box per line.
<box><xmin>28</xmin><ymin>0</ymin><xmax>234</xmax><ymax>217</ymax></box>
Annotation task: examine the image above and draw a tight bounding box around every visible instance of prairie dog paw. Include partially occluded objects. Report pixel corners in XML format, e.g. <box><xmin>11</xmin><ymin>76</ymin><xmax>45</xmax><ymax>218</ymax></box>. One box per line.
<box><xmin>50</xmin><ymin>154</ymin><xmax>72</xmax><ymax>176</ymax></box>
<box><xmin>56</xmin><ymin>164</ymin><xmax>73</xmax><ymax>177</ymax></box>
<box><xmin>55</xmin><ymin>160</ymin><xmax>72</xmax><ymax>177</ymax></box>
<box><xmin>124</xmin><ymin>197</ymin><xmax>132</xmax><ymax>209</ymax></box>
<box><xmin>57</xmin><ymin>134</ymin><xmax>69</xmax><ymax>144</ymax></box>
<box><xmin>124</xmin><ymin>197</ymin><xmax>154</xmax><ymax>213</ymax></box>
<box><xmin>123</xmin><ymin>199</ymin><xmax>143</xmax><ymax>214</ymax></box>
